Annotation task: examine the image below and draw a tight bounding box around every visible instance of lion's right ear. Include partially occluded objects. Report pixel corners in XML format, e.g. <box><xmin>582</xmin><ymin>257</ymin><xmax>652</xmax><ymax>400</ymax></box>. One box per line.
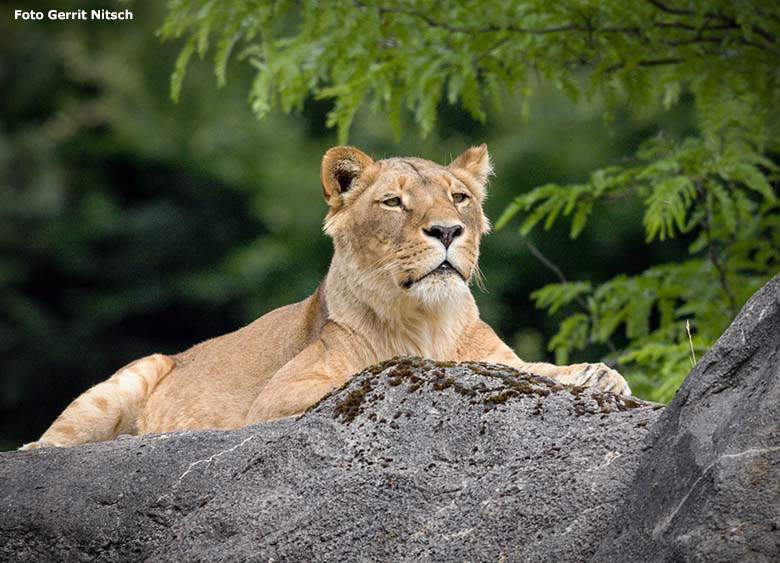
<box><xmin>321</xmin><ymin>146</ymin><xmax>374</xmax><ymax>206</ymax></box>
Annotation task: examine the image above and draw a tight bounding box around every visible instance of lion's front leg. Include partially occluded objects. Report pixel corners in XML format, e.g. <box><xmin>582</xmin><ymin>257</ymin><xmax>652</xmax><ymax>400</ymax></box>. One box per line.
<box><xmin>492</xmin><ymin>355</ymin><xmax>631</xmax><ymax>395</ymax></box>
<box><xmin>464</xmin><ymin>320</ymin><xmax>631</xmax><ymax>395</ymax></box>
<box><xmin>536</xmin><ymin>361</ymin><xmax>631</xmax><ymax>395</ymax></box>
<box><xmin>245</xmin><ymin>322</ymin><xmax>371</xmax><ymax>424</ymax></box>
<box><xmin>245</xmin><ymin>370</ymin><xmax>346</xmax><ymax>423</ymax></box>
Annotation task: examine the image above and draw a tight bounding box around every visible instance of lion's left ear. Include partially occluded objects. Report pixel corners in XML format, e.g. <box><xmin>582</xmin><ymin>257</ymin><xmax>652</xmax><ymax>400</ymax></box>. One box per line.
<box><xmin>448</xmin><ymin>143</ymin><xmax>493</xmax><ymax>186</ymax></box>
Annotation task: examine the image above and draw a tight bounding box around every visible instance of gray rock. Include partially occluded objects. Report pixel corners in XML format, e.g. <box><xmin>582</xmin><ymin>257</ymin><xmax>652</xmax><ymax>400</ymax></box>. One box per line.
<box><xmin>593</xmin><ymin>272</ymin><xmax>780</xmax><ymax>563</ymax></box>
<box><xmin>4</xmin><ymin>273</ymin><xmax>780</xmax><ymax>563</ymax></box>
<box><xmin>0</xmin><ymin>359</ymin><xmax>659</xmax><ymax>562</ymax></box>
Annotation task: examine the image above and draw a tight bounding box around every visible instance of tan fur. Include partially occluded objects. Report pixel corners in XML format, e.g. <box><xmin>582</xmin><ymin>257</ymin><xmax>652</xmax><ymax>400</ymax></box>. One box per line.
<box><xmin>21</xmin><ymin>145</ymin><xmax>629</xmax><ymax>450</ymax></box>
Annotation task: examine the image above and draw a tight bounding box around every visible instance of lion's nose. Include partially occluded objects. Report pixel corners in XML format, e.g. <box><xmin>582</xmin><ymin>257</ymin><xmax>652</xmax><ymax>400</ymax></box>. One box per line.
<box><xmin>423</xmin><ymin>224</ymin><xmax>464</xmax><ymax>249</ymax></box>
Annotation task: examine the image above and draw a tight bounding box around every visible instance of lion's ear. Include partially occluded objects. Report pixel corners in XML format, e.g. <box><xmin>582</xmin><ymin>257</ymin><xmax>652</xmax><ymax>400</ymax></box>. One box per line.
<box><xmin>448</xmin><ymin>144</ymin><xmax>493</xmax><ymax>186</ymax></box>
<box><xmin>321</xmin><ymin>146</ymin><xmax>374</xmax><ymax>205</ymax></box>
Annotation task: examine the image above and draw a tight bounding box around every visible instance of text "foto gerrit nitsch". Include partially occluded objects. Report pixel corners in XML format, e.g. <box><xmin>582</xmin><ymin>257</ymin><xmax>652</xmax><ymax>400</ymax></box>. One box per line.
<box><xmin>14</xmin><ymin>9</ymin><xmax>133</xmax><ymax>20</ymax></box>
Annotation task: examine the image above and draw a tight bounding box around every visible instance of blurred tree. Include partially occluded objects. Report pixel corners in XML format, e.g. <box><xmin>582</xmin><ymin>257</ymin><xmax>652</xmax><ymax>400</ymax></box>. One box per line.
<box><xmin>0</xmin><ymin>1</ymin><xmax>339</xmax><ymax>448</ymax></box>
<box><xmin>163</xmin><ymin>0</ymin><xmax>780</xmax><ymax>401</ymax></box>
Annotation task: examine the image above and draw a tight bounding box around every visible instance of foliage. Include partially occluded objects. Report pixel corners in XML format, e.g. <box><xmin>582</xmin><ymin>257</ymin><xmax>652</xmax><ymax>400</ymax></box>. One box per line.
<box><xmin>500</xmin><ymin>132</ymin><xmax>779</xmax><ymax>400</ymax></box>
<box><xmin>162</xmin><ymin>1</ymin><xmax>779</xmax><ymax>139</ymax></box>
<box><xmin>164</xmin><ymin>0</ymin><xmax>780</xmax><ymax>401</ymax></box>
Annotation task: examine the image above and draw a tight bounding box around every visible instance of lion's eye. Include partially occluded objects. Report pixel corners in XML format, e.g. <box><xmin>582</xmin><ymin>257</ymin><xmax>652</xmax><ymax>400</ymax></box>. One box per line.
<box><xmin>382</xmin><ymin>197</ymin><xmax>402</xmax><ymax>208</ymax></box>
<box><xmin>452</xmin><ymin>193</ymin><xmax>469</xmax><ymax>204</ymax></box>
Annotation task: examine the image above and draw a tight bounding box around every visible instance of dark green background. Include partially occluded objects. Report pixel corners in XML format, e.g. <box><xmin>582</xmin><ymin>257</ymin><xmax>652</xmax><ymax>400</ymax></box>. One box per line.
<box><xmin>0</xmin><ymin>1</ymin><xmax>693</xmax><ymax>450</ymax></box>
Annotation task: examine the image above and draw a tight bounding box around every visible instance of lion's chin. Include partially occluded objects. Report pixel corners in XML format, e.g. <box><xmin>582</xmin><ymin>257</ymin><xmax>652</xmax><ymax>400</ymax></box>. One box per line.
<box><xmin>405</xmin><ymin>272</ymin><xmax>470</xmax><ymax>307</ymax></box>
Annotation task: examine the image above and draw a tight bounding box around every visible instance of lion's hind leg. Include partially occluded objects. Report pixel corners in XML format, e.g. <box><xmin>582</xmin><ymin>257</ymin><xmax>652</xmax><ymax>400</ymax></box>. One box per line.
<box><xmin>20</xmin><ymin>354</ymin><xmax>174</xmax><ymax>450</ymax></box>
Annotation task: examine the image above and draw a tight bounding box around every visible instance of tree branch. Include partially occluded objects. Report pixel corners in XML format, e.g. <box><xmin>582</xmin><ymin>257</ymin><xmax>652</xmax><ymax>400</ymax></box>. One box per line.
<box><xmin>356</xmin><ymin>1</ymin><xmax>582</xmax><ymax>35</ymax></box>
<box><xmin>643</xmin><ymin>0</ymin><xmax>692</xmax><ymax>17</ymax></box>
<box><xmin>606</xmin><ymin>58</ymin><xmax>684</xmax><ymax>73</ymax></box>
<box><xmin>361</xmin><ymin>0</ymin><xmax>776</xmax><ymax>40</ymax></box>
<box><xmin>701</xmin><ymin>185</ymin><xmax>739</xmax><ymax>318</ymax></box>
<box><xmin>357</xmin><ymin>0</ymin><xmax>779</xmax><ymax>57</ymax></box>
<box><xmin>644</xmin><ymin>0</ymin><xmax>778</xmax><ymax>47</ymax></box>
<box><xmin>523</xmin><ymin>238</ymin><xmax>620</xmax><ymax>358</ymax></box>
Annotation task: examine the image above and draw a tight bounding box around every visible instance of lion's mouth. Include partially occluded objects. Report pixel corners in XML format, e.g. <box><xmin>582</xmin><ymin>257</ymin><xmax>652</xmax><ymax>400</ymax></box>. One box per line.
<box><xmin>402</xmin><ymin>260</ymin><xmax>465</xmax><ymax>289</ymax></box>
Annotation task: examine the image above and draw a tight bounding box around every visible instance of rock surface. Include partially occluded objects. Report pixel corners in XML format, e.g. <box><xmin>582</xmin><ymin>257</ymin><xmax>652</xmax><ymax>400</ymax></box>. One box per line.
<box><xmin>3</xmin><ymin>273</ymin><xmax>778</xmax><ymax>563</ymax></box>
<box><xmin>594</xmin><ymin>273</ymin><xmax>780</xmax><ymax>563</ymax></box>
<box><xmin>0</xmin><ymin>359</ymin><xmax>660</xmax><ymax>563</ymax></box>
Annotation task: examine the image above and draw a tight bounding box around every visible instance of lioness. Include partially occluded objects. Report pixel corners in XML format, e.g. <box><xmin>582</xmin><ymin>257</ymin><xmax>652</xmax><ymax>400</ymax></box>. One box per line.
<box><xmin>22</xmin><ymin>145</ymin><xmax>629</xmax><ymax>449</ymax></box>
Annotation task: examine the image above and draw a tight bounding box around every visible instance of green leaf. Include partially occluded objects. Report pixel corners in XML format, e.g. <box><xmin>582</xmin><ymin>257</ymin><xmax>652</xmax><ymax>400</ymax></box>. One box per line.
<box><xmin>170</xmin><ymin>35</ymin><xmax>196</xmax><ymax>103</ymax></box>
<box><xmin>531</xmin><ymin>282</ymin><xmax>592</xmax><ymax>315</ymax></box>
<box><xmin>709</xmin><ymin>182</ymin><xmax>738</xmax><ymax>234</ymax></box>
<box><xmin>549</xmin><ymin>313</ymin><xmax>589</xmax><ymax>365</ymax></box>
<box><xmin>494</xmin><ymin>198</ymin><xmax>523</xmax><ymax>231</ymax></box>
<box><xmin>721</xmin><ymin>163</ymin><xmax>777</xmax><ymax>202</ymax></box>
<box><xmin>643</xmin><ymin>176</ymin><xmax>696</xmax><ymax>242</ymax></box>
<box><xmin>214</xmin><ymin>33</ymin><xmax>240</xmax><ymax>88</ymax></box>
<box><xmin>570</xmin><ymin>200</ymin><xmax>593</xmax><ymax>238</ymax></box>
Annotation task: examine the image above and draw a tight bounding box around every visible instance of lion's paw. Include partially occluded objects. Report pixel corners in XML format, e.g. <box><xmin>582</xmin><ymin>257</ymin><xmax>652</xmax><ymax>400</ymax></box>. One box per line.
<box><xmin>570</xmin><ymin>362</ymin><xmax>631</xmax><ymax>395</ymax></box>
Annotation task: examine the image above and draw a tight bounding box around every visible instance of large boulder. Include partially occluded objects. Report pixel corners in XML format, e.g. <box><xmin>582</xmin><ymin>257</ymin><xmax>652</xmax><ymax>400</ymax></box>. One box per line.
<box><xmin>0</xmin><ymin>359</ymin><xmax>659</xmax><ymax>562</ymax></box>
<box><xmin>3</xmin><ymin>273</ymin><xmax>778</xmax><ymax>563</ymax></box>
<box><xmin>593</xmin><ymin>273</ymin><xmax>780</xmax><ymax>563</ymax></box>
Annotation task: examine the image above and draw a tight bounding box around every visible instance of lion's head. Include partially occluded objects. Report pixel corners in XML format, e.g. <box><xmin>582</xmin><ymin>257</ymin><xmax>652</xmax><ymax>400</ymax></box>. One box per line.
<box><xmin>321</xmin><ymin>145</ymin><xmax>492</xmax><ymax>309</ymax></box>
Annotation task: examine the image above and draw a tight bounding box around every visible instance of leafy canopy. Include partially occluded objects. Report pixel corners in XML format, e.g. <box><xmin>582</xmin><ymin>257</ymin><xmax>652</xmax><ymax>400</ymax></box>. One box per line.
<box><xmin>162</xmin><ymin>0</ymin><xmax>780</xmax><ymax>401</ymax></box>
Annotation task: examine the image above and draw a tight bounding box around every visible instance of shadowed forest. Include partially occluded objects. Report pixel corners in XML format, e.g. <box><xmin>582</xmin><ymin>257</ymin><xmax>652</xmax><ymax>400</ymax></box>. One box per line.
<box><xmin>2</xmin><ymin>0</ymin><xmax>777</xmax><ymax>450</ymax></box>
